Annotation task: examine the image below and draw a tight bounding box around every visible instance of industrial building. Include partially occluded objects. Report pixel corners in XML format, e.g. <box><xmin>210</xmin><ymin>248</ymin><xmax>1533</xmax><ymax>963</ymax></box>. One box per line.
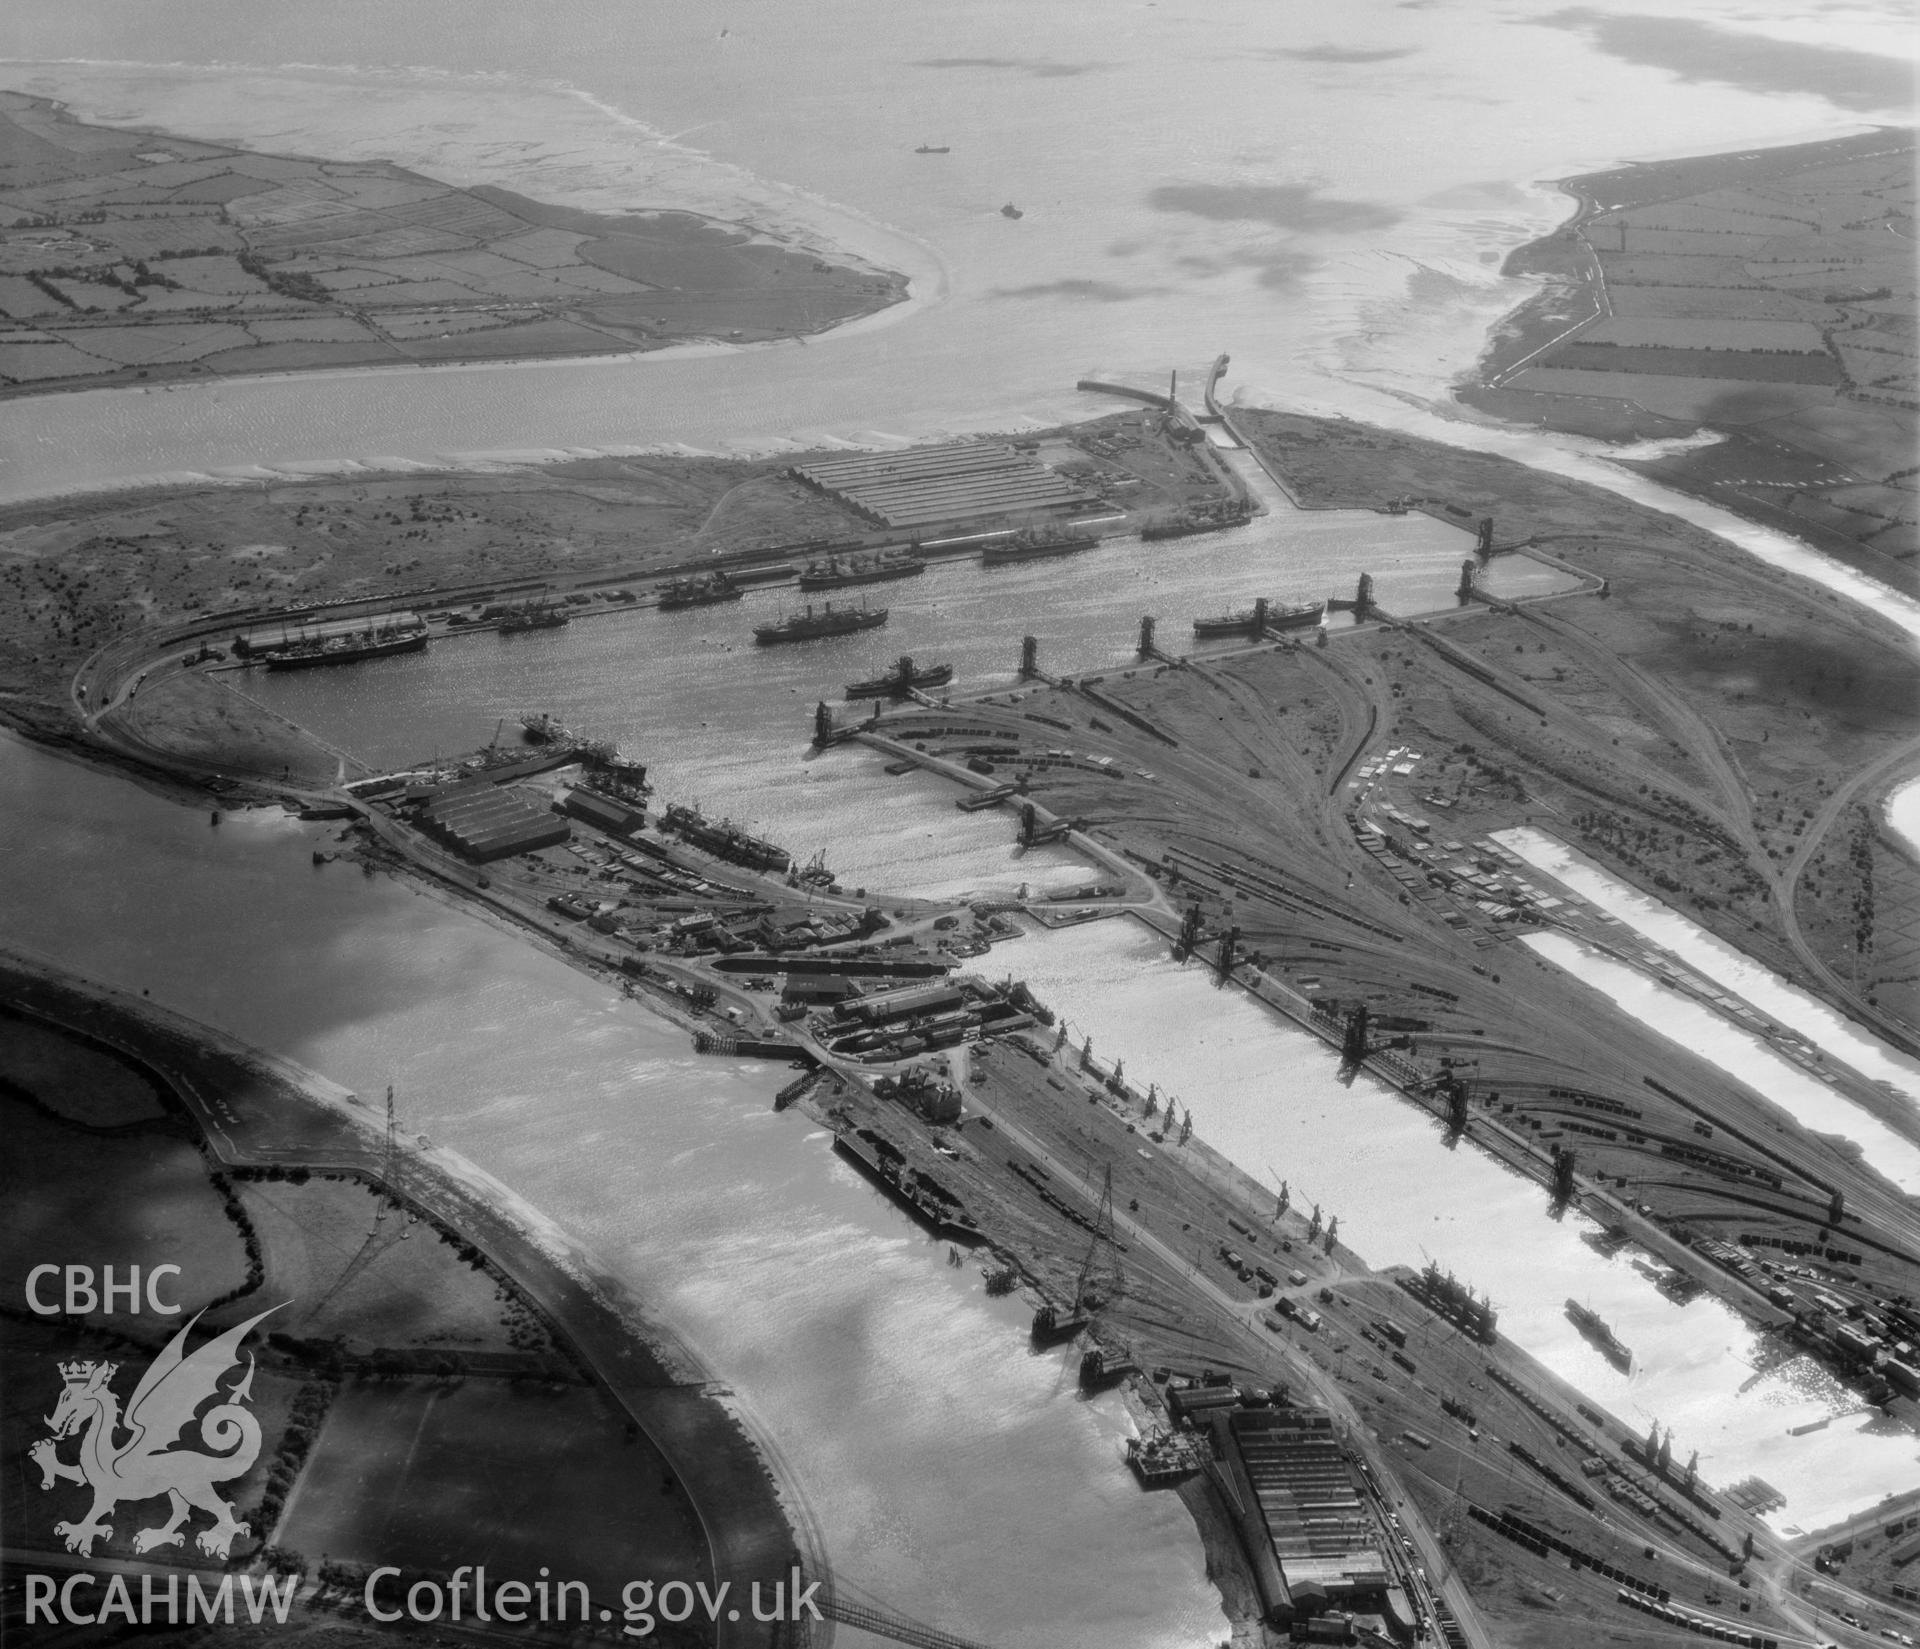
<box><xmin>413</xmin><ymin>783</ymin><xmax>571</xmax><ymax>862</ymax></box>
<box><xmin>789</xmin><ymin>443</ymin><xmax>1095</xmax><ymax>529</ymax></box>
<box><xmin>1206</xmin><ymin>1407</ymin><xmax>1399</xmax><ymax>1630</ymax></box>
<box><xmin>558</xmin><ymin>786</ymin><xmax>647</xmax><ymax>838</ymax></box>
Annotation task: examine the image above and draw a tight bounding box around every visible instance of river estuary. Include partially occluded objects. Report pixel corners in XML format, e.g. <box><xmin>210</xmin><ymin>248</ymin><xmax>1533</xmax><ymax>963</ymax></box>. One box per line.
<box><xmin>3</xmin><ymin>0</ymin><xmax>1918</xmax><ymax>1635</ymax></box>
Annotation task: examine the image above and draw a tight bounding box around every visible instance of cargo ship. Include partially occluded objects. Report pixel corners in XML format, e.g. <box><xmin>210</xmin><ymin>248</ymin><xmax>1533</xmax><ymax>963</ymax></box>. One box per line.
<box><xmin>797</xmin><ymin>551</ymin><xmax>925</xmax><ymax>591</ymax></box>
<box><xmin>915</xmin><ymin>143</ymin><xmax>950</xmax><ymax>154</ymax></box>
<box><xmin>844</xmin><ymin>655</ymin><xmax>954</xmax><ymax>699</ymax></box>
<box><xmin>263</xmin><ymin>627</ymin><xmax>428</xmax><ymax>670</ymax></box>
<box><xmin>659</xmin><ymin>802</ymin><xmax>790</xmax><ymax>873</ymax></box>
<box><xmin>1191</xmin><ymin>598</ymin><xmax>1324</xmax><ymax>637</ymax></box>
<box><xmin>498</xmin><ymin>602</ymin><xmax>570</xmax><ymax>632</ymax></box>
<box><xmin>1141</xmin><ymin>505</ymin><xmax>1252</xmax><ymax>541</ymax></box>
<box><xmin>834</xmin><ymin>1126</ymin><xmax>983</xmax><ymax>1243</ymax></box>
<box><xmin>657</xmin><ymin>572</ymin><xmax>742</xmax><ymax>610</ymax></box>
<box><xmin>1566</xmin><ymin>1299</ymin><xmax>1633</xmax><ymax>1372</ymax></box>
<box><xmin>752</xmin><ymin>601</ymin><xmax>888</xmax><ymax>645</ymax></box>
<box><xmin>981</xmin><ymin>528</ymin><xmax>1097</xmax><ymax>566</ymax></box>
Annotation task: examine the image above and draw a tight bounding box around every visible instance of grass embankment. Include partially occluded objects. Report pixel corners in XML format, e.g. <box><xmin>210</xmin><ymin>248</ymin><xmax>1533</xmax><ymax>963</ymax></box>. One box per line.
<box><xmin>101</xmin><ymin>670</ymin><xmax>344</xmax><ymax>786</ymax></box>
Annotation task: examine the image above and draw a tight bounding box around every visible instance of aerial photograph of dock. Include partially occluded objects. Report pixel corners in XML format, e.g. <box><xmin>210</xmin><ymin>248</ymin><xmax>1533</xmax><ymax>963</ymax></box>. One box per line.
<box><xmin>0</xmin><ymin>4</ymin><xmax>1915</xmax><ymax>1649</ymax></box>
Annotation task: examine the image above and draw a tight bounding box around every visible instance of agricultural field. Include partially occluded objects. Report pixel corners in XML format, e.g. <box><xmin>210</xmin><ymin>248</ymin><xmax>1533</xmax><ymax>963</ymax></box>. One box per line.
<box><xmin>0</xmin><ymin>89</ymin><xmax>906</xmax><ymax>395</ymax></box>
<box><xmin>233</xmin><ymin>1172</ymin><xmax>528</xmax><ymax>1352</ymax></box>
<box><xmin>0</xmin><ymin>1092</ymin><xmax>252</xmax><ymax>1316</ymax></box>
<box><xmin>1467</xmin><ymin>129</ymin><xmax>1917</xmax><ymax>590</ymax></box>
<box><xmin>0</xmin><ymin>1010</ymin><xmax>168</xmax><ymax>1125</ymax></box>
<box><xmin>277</xmin><ymin>1379</ymin><xmax>709</xmax><ymax>1601</ymax></box>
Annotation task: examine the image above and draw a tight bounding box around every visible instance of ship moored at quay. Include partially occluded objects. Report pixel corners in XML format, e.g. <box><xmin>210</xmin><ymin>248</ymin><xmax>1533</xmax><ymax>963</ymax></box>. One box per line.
<box><xmin>797</xmin><ymin>550</ymin><xmax>925</xmax><ymax>591</ymax></box>
<box><xmin>497</xmin><ymin>600</ymin><xmax>570</xmax><ymax>632</ymax></box>
<box><xmin>262</xmin><ymin>626</ymin><xmax>429</xmax><ymax>670</ymax></box>
<box><xmin>659</xmin><ymin>802</ymin><xmax>790</xmax><ymax>873</ymax></box>
<box><xmin>1191</xmin><ymin>598</ymin><xmax>1325</xmax><ymax>638</ymax></box>
<box><xmin>980</xmin><ymin>527</ymin><xmax>1097</xmax><ymax>566</ymax></box>
<box><xmin>844</xmin><ymin>655</ymin><xmax>954</xmax><ymax>699</ymax></box>
<box><xmin>657</xmin><ymin>572</ymin><xmax>743</xmax><ymax>610</ymax></box>
<box><xmin>833</xmin><ymin>1125</ymin><xmax>983</xmax><ymax>1244</ymax></box>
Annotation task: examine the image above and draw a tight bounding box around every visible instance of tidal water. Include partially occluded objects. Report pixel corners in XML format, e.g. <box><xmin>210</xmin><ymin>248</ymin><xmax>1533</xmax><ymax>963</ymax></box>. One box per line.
<box><xmin>2</xmin><ymin>0</ymin><xmax>1917</xmax><ymax>1612</ymax></box>
<box><xmin>3</xmin><ymin>0</ymin><xmax>1917</xmax><ymax>660</ymax></box>
<box><xmin>0</xmin><ymin>732</ymin><xmax>1225</xmax><ymax>1648</ymax></box>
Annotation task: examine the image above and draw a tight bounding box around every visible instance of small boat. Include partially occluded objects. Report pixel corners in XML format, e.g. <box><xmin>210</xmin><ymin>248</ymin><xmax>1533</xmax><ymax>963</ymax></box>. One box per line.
<box><xmin>1000</xmin><ymin>202</ymin><xmax>1023</xmax><ymax>219</ymax></box>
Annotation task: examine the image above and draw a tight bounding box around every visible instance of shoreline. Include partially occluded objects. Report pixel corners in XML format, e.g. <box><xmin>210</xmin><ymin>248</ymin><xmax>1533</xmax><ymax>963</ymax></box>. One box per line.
<box><xmin>1451</xmin><ymin>126</ymin><xmax>1918</xmax><ymax>599</ymax></box>
<box><xmin>0</xmin><ymin>939</ymin><xmax>820</xmax><ymax>1647</ymax></box>
<box><xmin>0</xmin><ymin>85</ymin><xmax>920</xmax><ymax>414</ymax></box>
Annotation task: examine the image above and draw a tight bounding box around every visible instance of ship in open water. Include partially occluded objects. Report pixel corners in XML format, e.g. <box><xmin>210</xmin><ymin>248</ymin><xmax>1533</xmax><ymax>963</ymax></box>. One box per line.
<box><xmin>753</xmin><ymin>601</ymin><xmax>888</xmax><ymax>645</ymax></box>
<box><xmin>1566</xmin><ymin>1299</ymin><xmax>1633</xmax><ymax>1372</ymax></box>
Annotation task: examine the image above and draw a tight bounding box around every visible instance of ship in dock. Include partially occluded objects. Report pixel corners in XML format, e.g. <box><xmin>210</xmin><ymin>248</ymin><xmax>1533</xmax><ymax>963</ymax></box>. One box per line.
<box><xmin>659</xmin><ymin>802</ymin><xmax>790</xmax><ymax>873</ymax></box>
<box><xmin>798</xmin><ymin>550</ymin><xmax>925</xmax><ymax>591</ymax></box>
<box><xmin>752</xmin><ymin>601</ymin><xmax>888</xmax><ymax>645</ymax></box>
<box><xmin>845</xmin><ymin>655</ymin><xmax>954</xmax><ymax>699</ymax></box>
<box><xmin>834</xmin><ymin>1126</ymin><xmax>983</xmax><ymax>1243</ymax></box>
<box><xmin>1191</xmin><ymin>598</ymin><xmax>1325</xmax><ymax>638</ymax></box>
<box><xmin>498</xmin><ymin>601</ymin><xmax>570</xmax><ymax>632</ymax></box>
<box><xmin>263</xmin><ymin>625</ymin><xmax>428</xmax><ymax>671</ymax></box>
<box><xmin>981</xmin><ymin>527</ymin><xmax>1097</xmax><ymax>566</ymax></box>
<box><xmin>1141</xmin><ymin>504</ymin><xmax>1253</xmax><ymax>541</ymax></box>
<box><xmin>657</xmin><ymin>572</ymin><xmax>742</xmax><ymax>610</ymax></box>
<box><xmin>1566</xmin><ymin>1299</ymin><xmax>1633</xmax><ymax>1372</ymax></box>
<box><xmin>519</xmin><ymin>711</ymin><xmax>570</xmax><ymax>744</ymax></box>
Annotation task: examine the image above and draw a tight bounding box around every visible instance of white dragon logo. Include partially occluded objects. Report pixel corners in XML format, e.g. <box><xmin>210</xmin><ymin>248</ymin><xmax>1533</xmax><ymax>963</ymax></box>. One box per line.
<box><xmin>30</xmin><ymin>1306</ymin><xmax>281</xmax><ymax>1559</ymax></box>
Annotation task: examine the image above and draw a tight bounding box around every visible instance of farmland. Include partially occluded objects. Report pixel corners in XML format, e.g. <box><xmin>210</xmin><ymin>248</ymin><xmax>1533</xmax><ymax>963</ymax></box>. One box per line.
<box><xmin>0</xmin><ymin>91</ymin><xmax>906</xmax><ymax>396</ymax></box>
<box><xmin>1465</xmin><ymin>128</ymin><xmax>1917</xmax><ymax>593</ymax></box>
